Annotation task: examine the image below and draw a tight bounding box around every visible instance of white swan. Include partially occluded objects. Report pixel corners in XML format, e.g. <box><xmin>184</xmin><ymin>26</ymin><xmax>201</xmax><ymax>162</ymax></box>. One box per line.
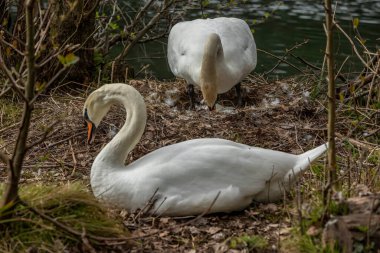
<box><xmin>84</xmin><ymin>83</ymin><xmax>327</xmax><ymax>216</ymax></box>
<box><xmin>167</xmin><ymin>17</ymin><xmax>257</xmax><ymax>109</ymax></box>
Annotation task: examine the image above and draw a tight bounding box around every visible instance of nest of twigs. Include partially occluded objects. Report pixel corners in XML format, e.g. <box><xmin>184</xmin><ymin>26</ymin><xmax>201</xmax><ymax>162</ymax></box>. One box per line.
<box><xmin>0</xmin><ymin>74</ymin><xmax>379</xmax><ymax>252</ymax></box>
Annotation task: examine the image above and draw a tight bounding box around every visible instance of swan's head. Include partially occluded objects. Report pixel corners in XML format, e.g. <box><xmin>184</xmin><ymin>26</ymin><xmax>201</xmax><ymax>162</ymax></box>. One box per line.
<box><xmin>200</xmin><ymin>82</ymin><xmax>217</xmax><ymax>110</ymax></box>
<box><xmin>83</xmin><ymin>89</ymin><xmax>112</xmax><ymax>143</ymax></box>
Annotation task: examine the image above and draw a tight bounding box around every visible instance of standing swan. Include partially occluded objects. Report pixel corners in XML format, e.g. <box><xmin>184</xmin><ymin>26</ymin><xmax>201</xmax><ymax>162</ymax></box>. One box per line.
<box><xmin>167</xmin><ymin>17</ymin><xmax>257</xmax><ymax>109</ymax></box>
<box><xmin>84</xmin><ymin>83</ymin><xmax>327</xmax><ymax>216</ymax></box>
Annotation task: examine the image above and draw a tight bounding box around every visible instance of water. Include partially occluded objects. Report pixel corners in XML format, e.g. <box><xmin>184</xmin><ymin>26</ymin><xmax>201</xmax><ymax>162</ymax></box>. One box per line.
<box><xmin>126</xmin><ymin>0</ymin><xmax>380</xmax><ymax>80</ymax></box>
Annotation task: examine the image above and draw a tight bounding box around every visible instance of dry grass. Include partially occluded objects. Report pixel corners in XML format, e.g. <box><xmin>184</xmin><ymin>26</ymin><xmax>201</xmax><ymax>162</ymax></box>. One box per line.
<box><xmin>0</xmin><ymin>182</ymin><xmax>130</xmax><ymax>252</ymax></box>
<box><xmin>0</xmin><ymin>74</ymin><xmax>379</xmax><ymax>251</ymax></box>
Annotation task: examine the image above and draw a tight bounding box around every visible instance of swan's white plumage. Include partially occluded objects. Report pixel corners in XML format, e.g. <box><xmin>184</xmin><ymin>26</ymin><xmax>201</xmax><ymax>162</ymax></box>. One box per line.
<box><xmin>85</xmin><ymin>83</ymin><xmax>327</xmax><ymax>217</ymax></box>
<box><xmin>167</xmin><ymin>17</ymin><xmax>257</xmax><ymax>94</ymax></box>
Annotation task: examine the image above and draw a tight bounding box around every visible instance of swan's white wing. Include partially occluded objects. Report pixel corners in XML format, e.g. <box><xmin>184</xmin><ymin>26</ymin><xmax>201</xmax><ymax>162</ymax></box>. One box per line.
<box><xmin>123</xmin><ymin>138</ymin><xmax>297</xmax><ymax>215</ymax></box>
<box><xmin>167</xmin><ymin>20</ymin><xmax>210</xmax><ymax>85</ymax></box>
<box><xmin>212</xmin><ymin>18</ymin><xmax>257</xmax><ymax>80</ymax></box>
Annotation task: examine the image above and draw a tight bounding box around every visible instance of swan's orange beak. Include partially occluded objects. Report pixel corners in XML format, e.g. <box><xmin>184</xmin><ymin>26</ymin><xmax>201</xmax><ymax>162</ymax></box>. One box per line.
<box><xmin>87</xmin><ymin>121</ymin><xmax>95</xmax><ymax>144</ymax></box>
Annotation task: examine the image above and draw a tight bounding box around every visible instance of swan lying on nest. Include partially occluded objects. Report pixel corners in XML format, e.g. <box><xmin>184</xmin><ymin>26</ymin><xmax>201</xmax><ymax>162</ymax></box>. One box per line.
<box><xmin>167</xmin><ymin>17</ymin><xmax>257</xmax><ymax>109</ymax></box>
<box><xmin>84</xmin><ymin>83</ymin><xmax>327</xmax><ymax>216</ymax></box>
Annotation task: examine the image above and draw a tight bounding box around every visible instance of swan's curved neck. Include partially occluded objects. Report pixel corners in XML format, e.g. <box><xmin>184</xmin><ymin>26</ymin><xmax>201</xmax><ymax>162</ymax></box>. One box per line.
<box><xmin>200</xmin><ymin>33</ymin><xmax>223</xmax><ymax>87</ymax></box>
<box><xmin>95</xmin><ymin>87</ymin><xmax>147</xmax><ymax>167</ymax></box>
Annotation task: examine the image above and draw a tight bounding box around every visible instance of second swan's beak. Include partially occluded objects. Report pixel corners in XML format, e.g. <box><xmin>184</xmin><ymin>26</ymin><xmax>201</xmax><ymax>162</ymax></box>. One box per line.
<box><xmin>208</xmin><ymin>104</ymin><xmax>216</xmax><ymax>111</ymax></box>
<box><xmin>87</xmin><ymin>121</ymin><xmax>96</xmax><ymax>144</ymax></box>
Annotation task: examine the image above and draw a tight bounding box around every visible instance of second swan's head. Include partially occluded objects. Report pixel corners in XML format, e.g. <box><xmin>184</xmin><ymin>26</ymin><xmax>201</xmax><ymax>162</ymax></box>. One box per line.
<box><xmin>83</xmin><ymin>87</ymin><xmax>113</xmax><ymax>144</ymax></box>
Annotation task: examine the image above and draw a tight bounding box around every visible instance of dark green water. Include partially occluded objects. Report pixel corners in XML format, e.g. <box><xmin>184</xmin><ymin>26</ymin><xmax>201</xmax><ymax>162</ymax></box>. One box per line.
<box><xmin>126</xmin><ymin>0</ymin><xmax>380</xmax><ymax>80</ymax></box>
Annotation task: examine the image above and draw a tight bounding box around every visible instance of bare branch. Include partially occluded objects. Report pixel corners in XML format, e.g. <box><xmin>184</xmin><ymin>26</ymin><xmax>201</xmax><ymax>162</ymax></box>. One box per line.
<box><xmin>25</xmin><ymin>120</ymin><xmax>60</xmax><ymax>151</ymax></box>
<box><xmin>0</xmin><ymin>25</ymin><xmax>26</xmax><ymax>47</ymax></box>
<box><xmin>0</xmin><ymin>36</ymin><xmax>24</xmax><ymax>56</ymax></box>
<box><xmin>264</xmin><ymin>40</ymin><xmax>309</xmax><ymax>75</ymax></box>
<box><xmin>84</xmin><ymin>0</ymin><xmax>101</xmax><ymax>18</ymax></box>
<box><xmin>334</xmin><ymin>22</ymin><xmax>376</xmax><ymax>74</ymax></box>
<box><xmin>129</xmin><ymin>0</ymin><xmax>156</xmax><ymax>30</ymax></box>
<box><xmin>0</xmin><ymin>86</ymin><xmax>11</xmax><ymax>98</ymax></box>
<box><xmin>36</xmin><ymin>44</ymin><xmax>80</xmax><ymax>68</ymax></box>
<box><xmin>115</xmin><ymin>0</ymin><xmax>175</xmax><ymax>62</ymax></box>
<box><xmin>0</xmin><ymin>50</ymin><xmax>28</xmax><ymax>102</ymax></box>
<box><xmin>138</xmin><ymin>31</ymin><xmax>168</xmax><ymax>43</ymax></box>
<box><xmin>257</xmin><ymin>48</ymin><xmax>306</xmax><ymax>75</ymax></box>
<box><xmin>324</xmin><ymin>0</ymin><xmax>338</xmax><ymax>199</ymax></box>
<box><xmin>29</xmin><ymin>66</ymin><xmax>67</xmax><ymax>105</ymax></box>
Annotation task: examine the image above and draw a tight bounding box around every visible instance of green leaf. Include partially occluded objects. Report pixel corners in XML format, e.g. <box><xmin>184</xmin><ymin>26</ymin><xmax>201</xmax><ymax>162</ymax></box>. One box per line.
<box><xmin>264</xmin><ymin>12</ymin><xmax>270</xmax><ymax>19</ymax></box>
<box><xmin>57</xmin><ymin>55</ymin><xmax>66</xmax><ymax>65</ymax></box>
<box><xmin>201</xmin><ymin>0</ymin><xmax>210</xmax><ymax>7</ymax></box>
<box><xmin>230</xmin><ymin>239</ymin><xmax>237</xmax><ymax>249</ymax></box>
<box><xmin>64</xmin><ymin>53</ymin><xmax>79</xmax><ymax>66</ymax></box>
<box><xmin>35</xmin><ymin>81</ymin><xmax>46</xmax><ymax>92</ymax></box>
<box><xmin>353</xmin><ymin>18</ymin><xmax>359</xmax><ymax>29</ymax></box>
<box><xmin>109</xmin><ymin>22</ymin><xmax>119</xmax><ymax>30</ymax></box>
<box><xmin>350</xmin><ymin>84</ymin><xmax>356</xmax><ymax>94</ymax></box>
<box><xmin>57</xmin><ymin>53</ymin><xmax>79</xmax><ymax>67</ymax></box>
<box><xmin>339</xmin><ymin>92</ymin><xmax>344</xmax><ymax>102</ymax></box>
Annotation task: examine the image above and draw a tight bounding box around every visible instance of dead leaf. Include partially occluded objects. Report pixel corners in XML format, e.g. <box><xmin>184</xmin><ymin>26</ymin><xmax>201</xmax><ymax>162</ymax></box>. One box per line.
<box><xmin>206</xmin><ymin>226</ymin><xmax>222</xmax><ymax>235</ymax></box>
<box><xmin>279</xmin><ymin>227</ymin><xmax>292</xmax><ymax>235</ymax></box>
<box><xmin>307</xmin><ymin>226</ymin><xmax>321</xmax><ymax>237</ymax></box>
<box><xmin>211</xmin><ymin>232</ymin><xmax>225</xmax><ymax>241</ymax></box>
<box><xmin>189</xmin><ymin>226</ymin><xmax>200</xmax><ymax>234</ymax></box>
<box><xmin>159</xmin><ymin>231</ymin><xmax>169</xmax><ymax>237</ymax></box>
<box><xmin>262</xmin><ymin>203</ymin><xmax>278</xmax><ymax>213</ymax></box>
<box><xmin>160</xmin><ymin>217</ymin><xmax>170</xmax><ymax>224</ymax></box>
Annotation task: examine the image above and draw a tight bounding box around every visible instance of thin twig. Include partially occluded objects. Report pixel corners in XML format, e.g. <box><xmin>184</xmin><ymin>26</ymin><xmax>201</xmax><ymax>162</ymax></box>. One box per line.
<box><xmin>43</xmin><ymin>131</ymin><xmax>86</xmax><ymax>149</ymax></box>
<box><xmin>25</xmin><ymin>120</ymin><xmax>61</xmax><ymax>151</ymax></box>
<box><xmin>18</xmin><ymin>198</ymin><xmax>156</xmax><ymax>243</ymax></box>
<box><xmin>334</xmin><ymin>22</ymin><xmax>376</xmax><ymax>73</ymax></box>
<box><xmin>183</xmin><ymin>191</ymin><xmax>221</xmax><ymax>225</ymax></box>
<box><xmin>257</xmin><ymin>48</ymin><xmax>306</xmax><ymax>75</ymax></box>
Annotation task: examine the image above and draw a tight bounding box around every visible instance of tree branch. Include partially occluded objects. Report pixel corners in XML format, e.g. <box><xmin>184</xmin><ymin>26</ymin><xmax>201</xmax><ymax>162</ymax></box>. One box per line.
<box><xmin>84</xmin><ymin>0</ymin><xmax>101</xmax><ymax>18</ymax></box>
<box><xmin>25</xmin><ymin>120</ymin><xmax>60</xmax><ymax>151</ymax></box>
<box><xmin>334</xmin><ymin>22</ymin><xmax>376</xmax><ymax>74</ymax></box>
<box><xmin>115</xmin><ymin>0</ymin><xmax>175</xmax><ymax>62</ymax></box>
<box><xmin>257</xmin><ymin>48</ymin><xmax>307</xmax><ymax>75</ymax></box>
<box><xmin>29</xmin><ymin>66</ymin><xmax>67</xmax><ymax>105</ymax></box>
<box><xmin>0</xmin><ymin>50</ymin><xmax>28</xmax><ymax>102</ymax></box>
<box><xmin>0</xmin><ymin>36</ymin><xmax>24</xmax><ymax>56</ymax></box>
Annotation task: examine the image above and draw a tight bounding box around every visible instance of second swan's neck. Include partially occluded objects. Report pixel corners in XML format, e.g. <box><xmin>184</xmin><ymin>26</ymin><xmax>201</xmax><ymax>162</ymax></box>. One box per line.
<box><xmin>95</xmin><ymin>85</ymin><xmax>147</xmax><ymax>167</ymax></box>
<box><xmin>200</xmin><ymin>33</ymin><xmax>222</xmax><ymax>86</ymax></box>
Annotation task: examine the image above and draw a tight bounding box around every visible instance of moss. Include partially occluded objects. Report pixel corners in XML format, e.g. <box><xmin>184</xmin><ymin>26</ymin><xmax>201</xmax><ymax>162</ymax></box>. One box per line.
<box><xmin>229</xmin><ymin>234</ymin><xmax>268</xmax><ymax>251</ymax></box>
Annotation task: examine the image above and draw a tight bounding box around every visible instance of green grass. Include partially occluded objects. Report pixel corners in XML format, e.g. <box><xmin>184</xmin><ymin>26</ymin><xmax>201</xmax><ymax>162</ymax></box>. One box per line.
<box><xmin>0</xmin><ymin>182</ymin><xmax>129</xmax><ymax>252</ymax></box>
<box><xmin>228</xmin><ymin>234</ymin><xmax>268</xmax><ymax>251</ymax></box>
<box><xmin>0</xmin><ymin>98</ymin><xmax>23</xmax><ymax>124</ymax></box>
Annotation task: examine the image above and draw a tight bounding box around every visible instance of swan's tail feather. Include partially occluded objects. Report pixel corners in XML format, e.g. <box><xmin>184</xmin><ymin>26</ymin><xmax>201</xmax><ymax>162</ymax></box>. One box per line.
<box><xmin>285</xmin><ymin>142</ymin><xmax>328</xmax><ymax>181</ymax></box>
